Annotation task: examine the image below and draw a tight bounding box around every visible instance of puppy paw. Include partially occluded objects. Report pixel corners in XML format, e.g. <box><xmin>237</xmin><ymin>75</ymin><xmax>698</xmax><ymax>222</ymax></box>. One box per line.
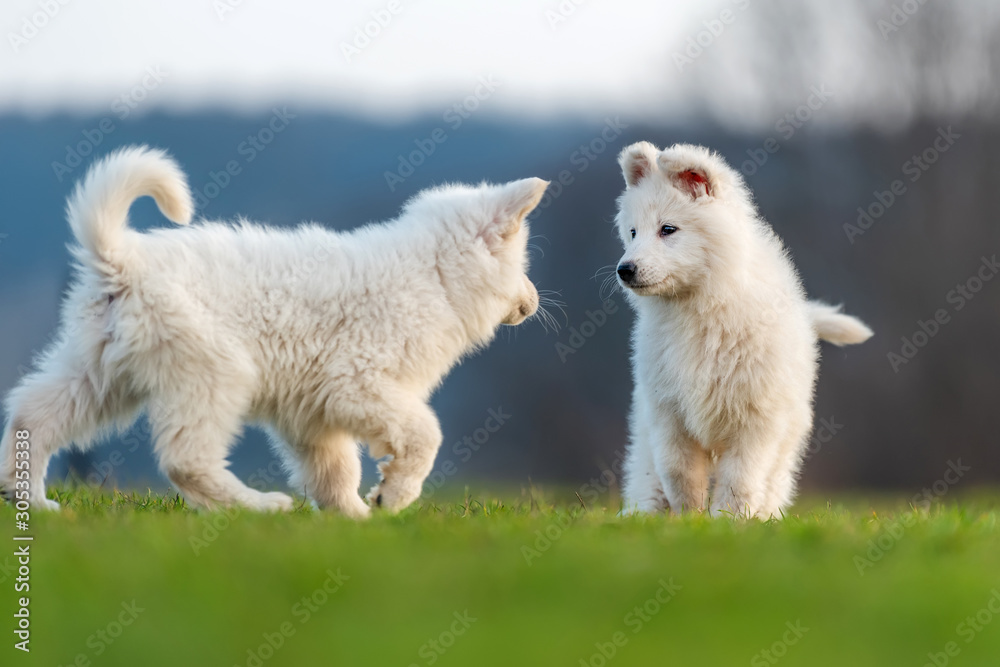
<box><xmin>341</xmin><ymin>498</ymin><xmax>372</xmax><ymax>520</ymax></box>
<box><xmin>254</xmin><ymin>491</ymin><xmax>295</xmax><ymax>513</ymax></box>
<box><xmin>4</xmin><ymin>487</ymin><xmax>60</xmax><ymax>512</ymax></box>
<box><xmin>366</xmin><ymin>477</ymin><xmax>422</xmax><ymax>513</ymax></box>
<box><xmin>364</xmin><ymin>484</ymin><xmax>382</xmax><ymax>508</ymax></box>
<box><xmin>36</xmin><ymin>497</ymin><xmax>61</xmax><ymax>512</ymax></box>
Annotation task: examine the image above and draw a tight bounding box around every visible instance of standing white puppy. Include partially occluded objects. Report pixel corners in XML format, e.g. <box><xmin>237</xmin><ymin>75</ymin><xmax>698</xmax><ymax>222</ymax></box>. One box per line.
<box><xmin>615</xmin><ymin>142</ymin><xmax>871</xmax><ymax>518</ymax></box>
<box><xmin>0</xmin><ymin>146</ymin><xmax>547</xmax><ymax>517</ymax></box>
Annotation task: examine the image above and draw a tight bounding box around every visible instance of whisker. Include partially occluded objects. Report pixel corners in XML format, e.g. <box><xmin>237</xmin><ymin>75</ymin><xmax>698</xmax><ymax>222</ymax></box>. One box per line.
<box><xmin>534</xmin><ymin>304</ymin><xmax>555</xmax><ymax>333</ymax></box>
<box><xmin>533</xmin><ymin>301</ymin><xmax>564</xmax><ymax>334</ymax></box>
<box><xmin>592</xmin><ymin>264</ymin><xmax>617</xmax><ymax>281</ymax></box>
<box><xmin>600</xmin><ymin>273</ymin><xmax>622</xmax><ymax>301</ymax></box>
<box><xmin>535</xmin><ymin>310</ymin><xmax>549</xmax><ymax>333</ymax></box>
<box><xmin>541</xmin><ymin>301</ymin><xmax>568</xmax><ymax>323</ymax></box>
<box><xmin>538</xmin><ymin>295</ymin><xmax>569</xmax><ymax>330</ymax></box>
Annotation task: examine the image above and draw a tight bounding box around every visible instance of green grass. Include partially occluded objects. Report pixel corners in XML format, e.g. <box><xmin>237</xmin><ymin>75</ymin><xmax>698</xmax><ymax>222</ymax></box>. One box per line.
<box><xmin>3</xmin><ymin>487</ymin><xmax>1000</xmax><ymax>666</ymax></box>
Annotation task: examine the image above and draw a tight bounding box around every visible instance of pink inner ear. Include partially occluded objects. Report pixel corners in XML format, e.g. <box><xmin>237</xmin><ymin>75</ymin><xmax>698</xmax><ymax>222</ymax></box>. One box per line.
<box><xmin>677</xmin><ymin>169</ymin><xmax>711</xmax><ymax>198</ymax></box>
<box><xmin>627</xmin><ymin>159</ymin><xmax>649</xmax><ymax>186</ymax></box>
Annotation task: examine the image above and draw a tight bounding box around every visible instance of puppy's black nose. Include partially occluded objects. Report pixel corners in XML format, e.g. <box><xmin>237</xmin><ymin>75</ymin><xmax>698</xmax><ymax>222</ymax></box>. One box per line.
<box><xmin>617</xmin><ymin>262</ymin><xmax>637</xmax><ymax>283</ymax></box>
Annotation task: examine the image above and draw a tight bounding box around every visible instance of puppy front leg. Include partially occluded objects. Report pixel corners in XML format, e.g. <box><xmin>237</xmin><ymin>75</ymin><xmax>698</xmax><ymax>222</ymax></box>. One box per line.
<box><xmin>710</xmin><ymin>436</ymin><xmax>776</xmax><ymax>519</ymax></box>
<box><xmin>361</xmin><ymin>397</ymin><xmax>442</xmax><ymax>513</ymax></box>
<box><xmin>622</xmin><ymin>392</ymin><xmax>666</xmax><ymax>513</ymax></box>
<box><xmin>622</xmin><ymin>436</ymin><xmax>666</xmax><ymax>514</ymax></box>
<box><xmin>652</xmin><ymin>414</ymin><xmax>709</xmax><ymax>515</ymax></box>
<box><xmin>289</xmin><ymin>429</ymin><xmax>370</xmax><ymax>519</ymax></box>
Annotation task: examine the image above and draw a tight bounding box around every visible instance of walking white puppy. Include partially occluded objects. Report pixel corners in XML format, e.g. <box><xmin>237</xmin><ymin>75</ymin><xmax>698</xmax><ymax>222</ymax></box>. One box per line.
<box><xmin>615</xmin><ymin>142</ymin><xmax>871</xmax><ymax>518</ymax></box>
<box><xmin>0</xmin><ymin>146</ymin><xmax>547</xmax><ymax>517</ymax></box>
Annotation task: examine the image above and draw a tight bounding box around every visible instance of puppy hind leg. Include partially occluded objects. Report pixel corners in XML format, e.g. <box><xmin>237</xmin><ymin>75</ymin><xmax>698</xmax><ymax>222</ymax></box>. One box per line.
<box><xmin>151</xmin><ymin>400</ymin><xmax>292</xmax><ymax>512</ymax></box>
<box><xmin>0</xmin><ymin>360</ymin><xmax>135</xmax><ymax>510</ymax></box>
<box><xmin>760</xmin><ymin>432</ymin><xmax>809</xmax><ymax>519</ymax></box>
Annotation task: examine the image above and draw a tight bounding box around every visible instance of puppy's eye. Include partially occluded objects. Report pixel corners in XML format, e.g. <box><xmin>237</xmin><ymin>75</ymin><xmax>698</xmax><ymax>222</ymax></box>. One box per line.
<box><xmin>629</xmin><ymin>228</ymin><xmax>636</xmax><ymax>239</ymax></box>
<box><xmin>660</xmin><ymin>225</ymin><xmax>678</xmax><ymax>237</ymax></box>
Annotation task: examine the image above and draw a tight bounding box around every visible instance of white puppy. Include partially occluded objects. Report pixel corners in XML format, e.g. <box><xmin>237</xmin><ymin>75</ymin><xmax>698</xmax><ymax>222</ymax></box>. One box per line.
<box><xmin>0</xmin><ymin>146</ymin><xmax>547</xmax><ymax>517</ymax></box>
<box><xmin>615</xmin><ymin>142</ymin><xmax>872</xmax><ymax>518</ymax></box>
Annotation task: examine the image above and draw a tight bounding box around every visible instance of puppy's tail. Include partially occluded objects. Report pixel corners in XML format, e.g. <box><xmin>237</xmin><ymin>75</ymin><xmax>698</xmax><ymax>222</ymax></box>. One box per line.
<box><xmin>67</xmin><ymin>145</ymin><xmax>193</xmax><ymax>274</ymax></box>
<box><xmin>807</xmin><ymin>301</ymin><xmax>873</xmax><ymax>346</ymax></box>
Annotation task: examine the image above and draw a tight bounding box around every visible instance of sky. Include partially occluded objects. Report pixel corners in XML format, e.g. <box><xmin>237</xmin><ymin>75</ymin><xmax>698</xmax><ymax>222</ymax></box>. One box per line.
<box><xmin>1</xmin><ymin>0</ymin><xmax>702</xmax><ymax>120</ymax></box>
<box><xmin>1</xmin><ymin>0</ymin><xmax>997</xmax><ymax>129</ymax></box>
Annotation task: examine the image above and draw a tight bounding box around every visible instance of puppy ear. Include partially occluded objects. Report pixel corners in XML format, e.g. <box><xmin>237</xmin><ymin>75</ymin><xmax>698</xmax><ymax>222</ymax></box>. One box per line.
<box><xmin>618</xmin><ymin>141</ymin><xmax>659</xmax><ymax>188</ymax></box>
<box><xmin>494</xmin><ymin>177</ymin><xmax>549</xmax><ymax>239</ymax></box>
<box><xmin>658</xmin><ymin>147</ymin><xmax>715</xmax><ymax>200</ymax></box>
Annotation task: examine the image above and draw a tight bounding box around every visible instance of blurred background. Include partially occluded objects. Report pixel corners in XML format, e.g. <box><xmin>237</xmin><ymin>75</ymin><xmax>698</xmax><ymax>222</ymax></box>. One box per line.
<box><xmin>1</xmin><ymin>0</ymin><xmax>998</xmax><ymax>499</ymax></box>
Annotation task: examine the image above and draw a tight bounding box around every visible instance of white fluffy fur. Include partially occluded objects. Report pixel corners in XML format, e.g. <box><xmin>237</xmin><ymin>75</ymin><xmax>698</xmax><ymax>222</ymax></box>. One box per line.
<box><xmin>616</xmin><ymin>142</ymin><xmax>872</xmax><ymax>519</ymax></box>
<box><xmin>0</xmin><ymin>146</ymin><xmax>547</xmax><ymax>517</ymax></box>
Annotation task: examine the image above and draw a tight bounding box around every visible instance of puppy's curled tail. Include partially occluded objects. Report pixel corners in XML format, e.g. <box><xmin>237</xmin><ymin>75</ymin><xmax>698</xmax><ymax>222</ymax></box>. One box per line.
<box><xmin>66</xmin><ymin>145</ymin><xmax>193</xmax><ymax>274</ymax></box>
<box><xmin>807</xmin><ymin>301</ymin><xmax>873</xmax><ymax>346</ymax></box>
